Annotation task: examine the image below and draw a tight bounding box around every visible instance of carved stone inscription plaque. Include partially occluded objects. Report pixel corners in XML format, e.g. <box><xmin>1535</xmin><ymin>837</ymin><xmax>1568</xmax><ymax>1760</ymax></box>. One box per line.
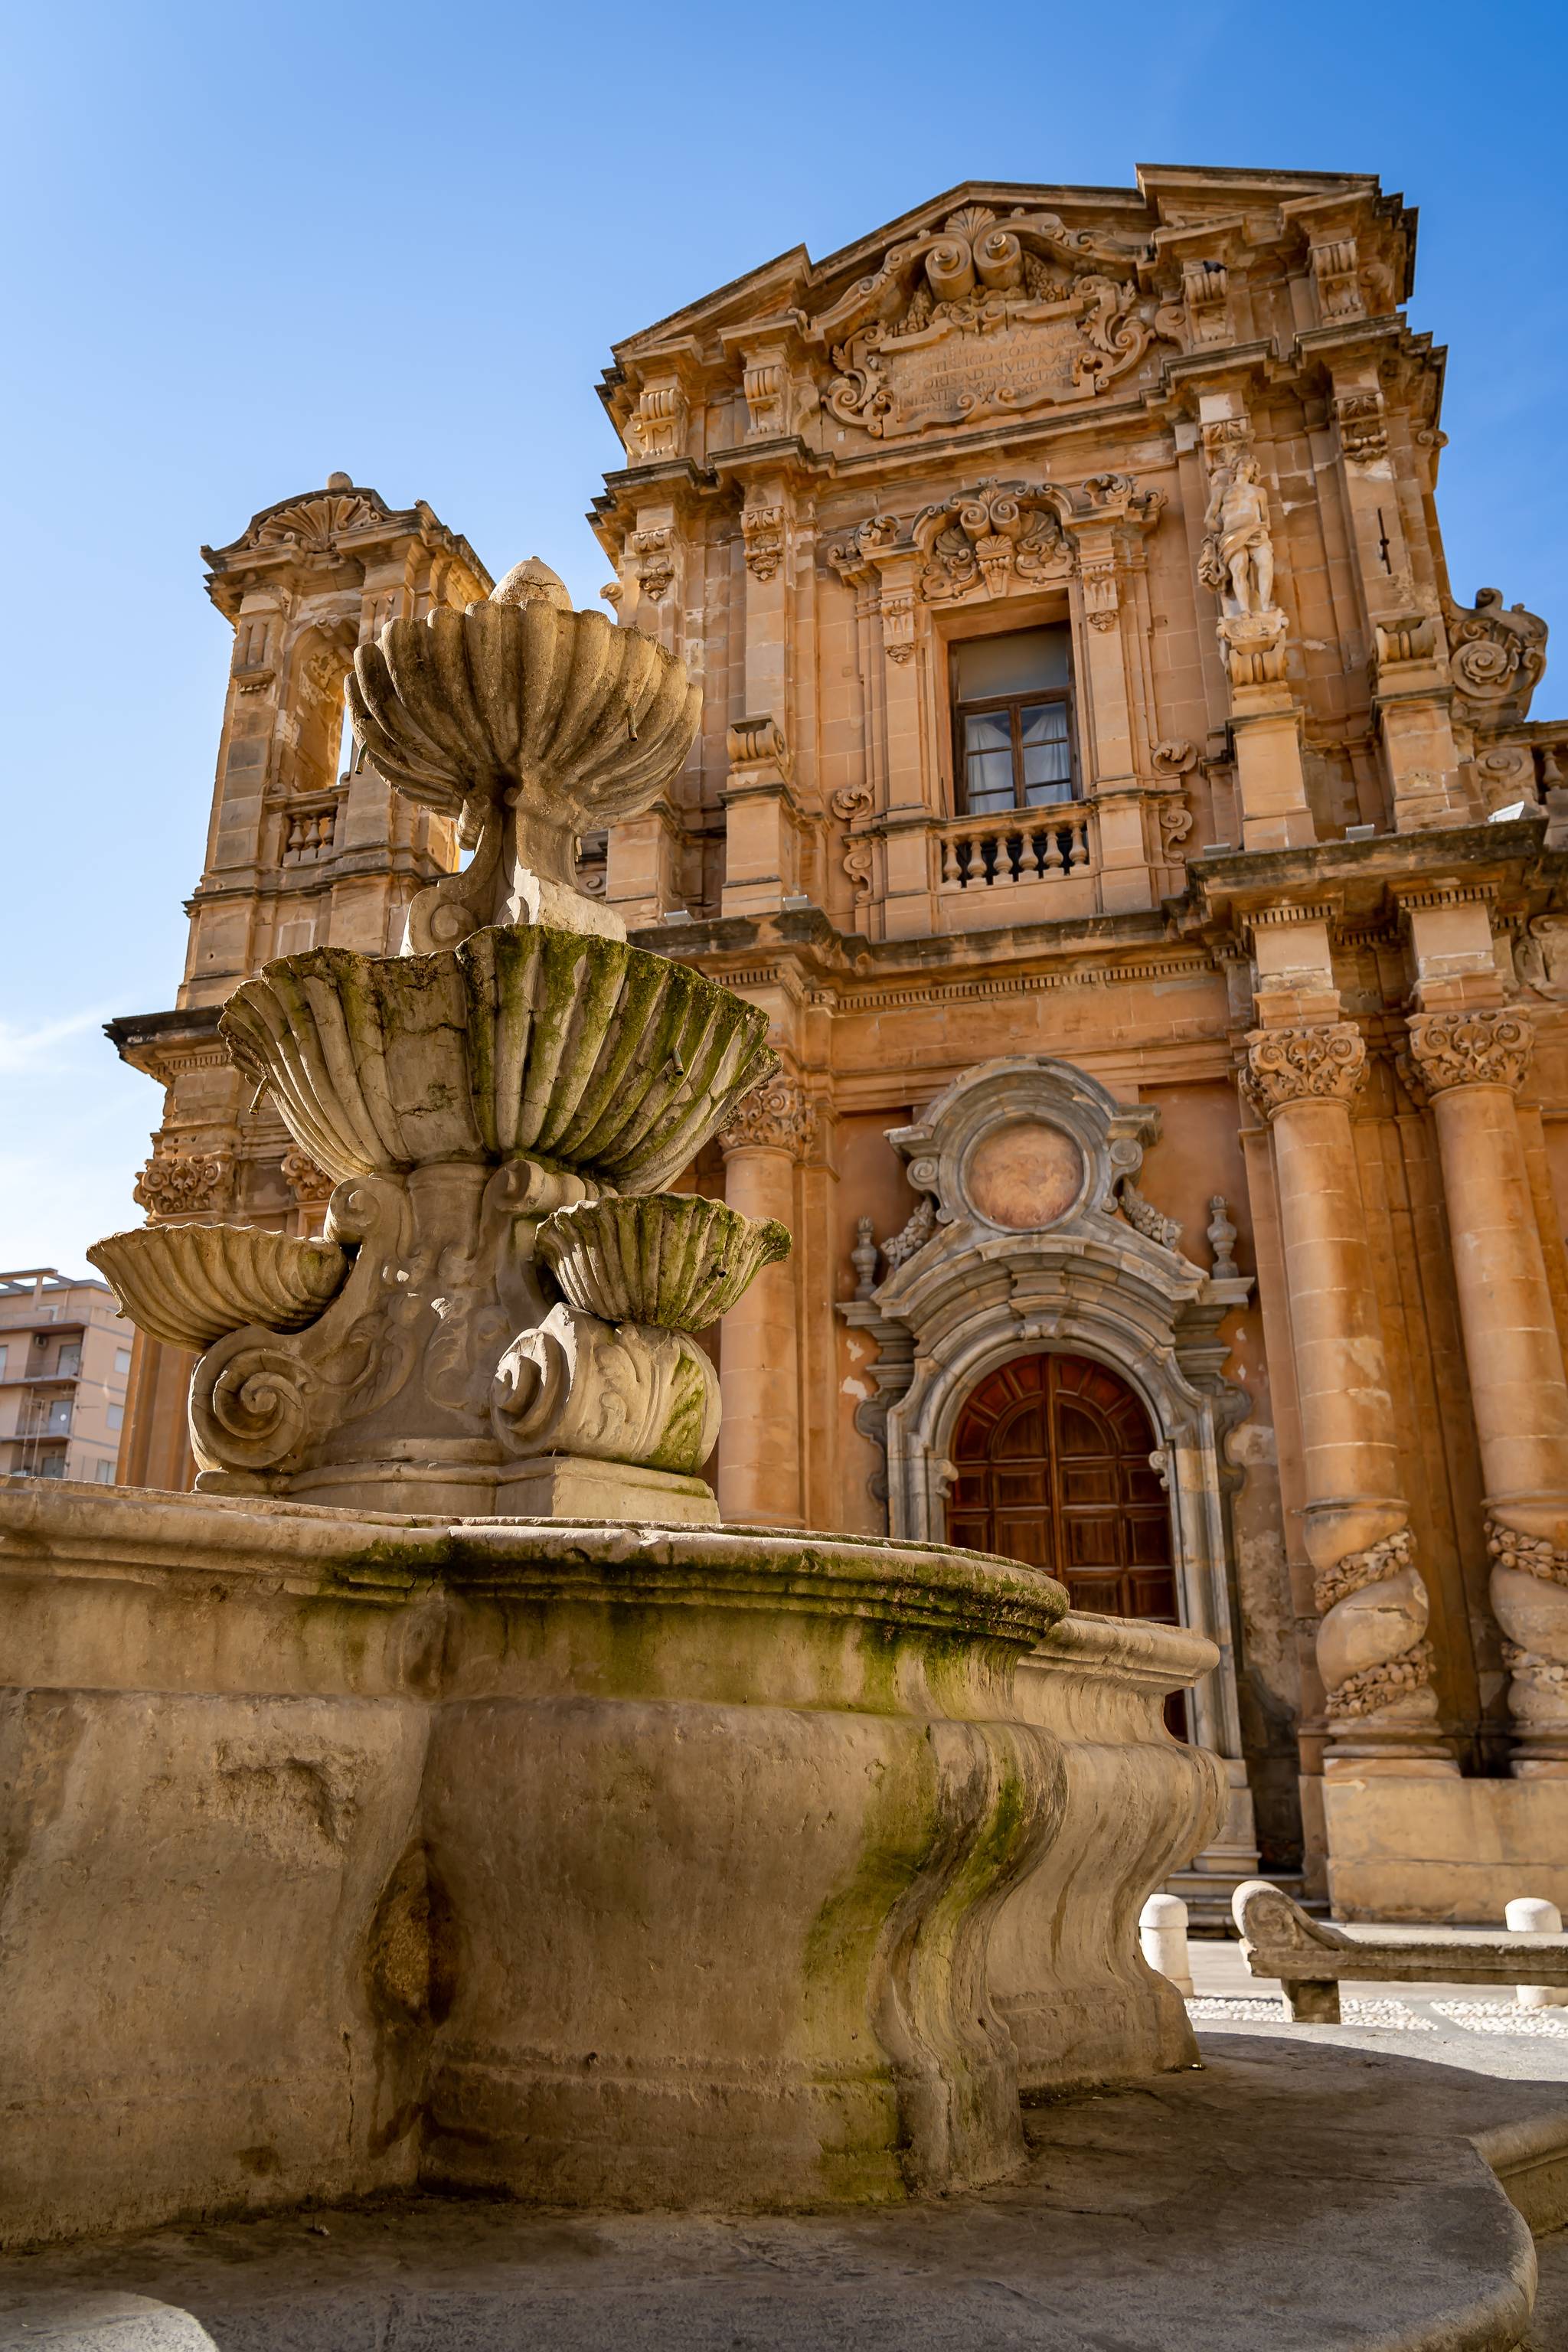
<box><xmin>965</xmin><ymin>1119</ymin><xmax>1085</xmax><ymax>1231</ymax></box>
<box><xmin>877</xmin><ymin>315</ymin><xmax>1095</xmax><ymax>436</ymax></box>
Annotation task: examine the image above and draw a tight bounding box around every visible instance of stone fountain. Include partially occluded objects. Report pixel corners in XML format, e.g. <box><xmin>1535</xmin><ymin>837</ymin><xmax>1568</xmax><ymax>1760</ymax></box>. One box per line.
<box><xmin>0</xmin><ymin>562</ymin><xmax>1220</xmax><ymax>2249</ymax></box>
<box><xmin>90</xmin><ymin>557</ymin><xmax>779</xmax><ymax>1524</ymax></box>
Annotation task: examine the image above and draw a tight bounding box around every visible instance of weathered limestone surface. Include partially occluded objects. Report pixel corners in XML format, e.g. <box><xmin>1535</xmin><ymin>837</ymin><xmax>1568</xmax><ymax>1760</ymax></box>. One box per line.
<box><xmin>0</xmin><ymin>2294</ymin><xmax>218</xmax><ymax>2350</ymax></box>
<box><xmin>0</xmin><ymin>1478</ymin><xmax>1217</xmax><ymax>2246</ymax></box>
<box><xmin>1321</xmin><ymin>1771</ymin><xmax>1568</xmax><ymax>1923</ymax></box>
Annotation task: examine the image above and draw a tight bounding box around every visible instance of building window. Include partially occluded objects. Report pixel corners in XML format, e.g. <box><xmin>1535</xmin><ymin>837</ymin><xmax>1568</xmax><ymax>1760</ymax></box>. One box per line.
<box><xmin>106</xmin><ymin>1403</ymin><xmax>124</xmax><ymax>1432</ymax></box>
<box><xmin>952</xmin><ymin>626</ymin><xmax>1075</xmax><ymax>815</ymax></box>
<box><xmin>114</xmin><ymin>1346</ymin><xmax>132</xmax><ymax>1376</ymax></box>
<box><xmin>93</xmin><ymin>1458</ymin><xmax>115</xmax><ymax>1483</ymax></box>
<box><xmin>0</xmin><ymin>1345</ymin><xmax>8</xmax><ymax>1380</ymax></box>
<box><xmin>57</xmin><ymin>1342</ymin><xmax>81</xmax><ymax>1378</ymax></box>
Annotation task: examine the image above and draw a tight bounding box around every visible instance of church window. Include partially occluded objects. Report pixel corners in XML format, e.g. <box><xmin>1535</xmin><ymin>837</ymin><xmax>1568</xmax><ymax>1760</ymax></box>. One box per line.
<box><xmin>951</xmin><ymin>626</ymin><xmax>1075</xmax><ymax>815</ymax></box>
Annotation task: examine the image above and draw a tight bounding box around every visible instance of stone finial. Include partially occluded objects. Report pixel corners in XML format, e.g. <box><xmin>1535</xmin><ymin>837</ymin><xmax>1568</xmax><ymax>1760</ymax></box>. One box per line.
<box><xmin>490</xmin><ymin>554</ymin><xmax>572</xmax><ymax>610</ymax></box>
<box><xmin>851</xmin><ymin>1215</ymin><xmax>879</xmax><ymax>1300</ymax></box>
<box><xmin>1207</xmin><ymin>1196</ymin><xmax>1239</xmax><ymax>1279</ymax></box>
<box><xmin>326</xmin><ymin>470</ymin><xmax>354</xmax><ymax>490</ymax></box>
<box><xmin>348</xmin><ymin>572</ymin><xmax>701</xmax><ymax>952</ymax></box>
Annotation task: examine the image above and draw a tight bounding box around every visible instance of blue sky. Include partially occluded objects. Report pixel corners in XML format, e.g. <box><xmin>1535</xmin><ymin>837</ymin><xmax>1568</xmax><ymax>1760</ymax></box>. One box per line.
<box><xmin>3</xmin><ymin>0</ymin><xmax>1566</xmax><ymax>1272</ymax></box>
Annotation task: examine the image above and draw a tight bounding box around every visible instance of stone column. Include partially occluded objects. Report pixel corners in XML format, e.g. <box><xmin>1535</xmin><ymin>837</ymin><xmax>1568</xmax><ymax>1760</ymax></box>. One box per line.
<box><xmin>874</xmin><ymin>553</ymin><xmax>939</xmax><ymax>942</ymax></box>
<box><xmin>1405</xmin><ymin>1008</ymin><xmax>1568</xmax><ymax>1772</ymax></box>
<box><xmin>1243</xmin><ymin>1024</ymin><xmax>1445</xmax><ymax>1764</ymax></box>
<box><xmin>717</xmin><ymin>1075</ymin><xmax>815</xmax><ymax>1528</ymax></box>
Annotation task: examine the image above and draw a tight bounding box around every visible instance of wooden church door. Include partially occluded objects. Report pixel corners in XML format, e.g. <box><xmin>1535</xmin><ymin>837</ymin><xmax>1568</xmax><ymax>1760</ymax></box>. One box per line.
<box><xmin>948</xmin><ymin>1354</ymin><xmax>1184</xmax><ymax>1721</ymax></box>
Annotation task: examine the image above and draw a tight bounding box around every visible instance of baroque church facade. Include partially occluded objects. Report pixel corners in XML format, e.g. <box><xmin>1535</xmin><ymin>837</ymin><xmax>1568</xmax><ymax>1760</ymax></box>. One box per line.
<box><xmin>110</xmin><ymin>165</ymin><xmax>1568</xmax><ymax>1922</ymax></box>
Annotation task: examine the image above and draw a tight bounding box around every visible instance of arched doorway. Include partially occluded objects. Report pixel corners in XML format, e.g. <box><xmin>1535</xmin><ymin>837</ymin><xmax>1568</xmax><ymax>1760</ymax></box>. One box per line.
<box><xmin>948</xmin><ymin>1352</ymin><xmax>1180</xmax><ymax>1626</ymax></box>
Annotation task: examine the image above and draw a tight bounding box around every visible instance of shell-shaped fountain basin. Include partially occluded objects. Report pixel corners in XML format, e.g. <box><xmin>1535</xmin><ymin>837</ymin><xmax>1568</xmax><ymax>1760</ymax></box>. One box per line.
<box><xmin>218</xmin><ymin>923</ymin><xmax>776</xmax><ymax>1193</ymax></box>
<box><xmin>538</xmin><ymin>1194</ymin><xmax>789</xmax><ymax>1331</ymax></box>
<box><xmin>87</xmin><ymin>1224</ymin><xmax>350</xmax><ymax>1353</ymax></box>
<box><xmin>347</xmin><ymin>593</ymin><xmax>702</xmax><ymax>828</ymax></box>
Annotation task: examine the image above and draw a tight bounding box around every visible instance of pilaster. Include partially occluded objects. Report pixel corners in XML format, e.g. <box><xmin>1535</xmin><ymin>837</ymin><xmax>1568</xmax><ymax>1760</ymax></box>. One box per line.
<box><xmin>717</xmin><ymin>1073</ymin><xmax>816</xmax><ymax>1528</ymax></box>
<box><xmin>1062</xmin><ymin>473</ymin><xmax>1164</xmax><ymax>913</ymax></box>
<box><xmin>1325</xmin><ymin>354</ymin><xmax>1465</xmax><ymax>831</ymax></box>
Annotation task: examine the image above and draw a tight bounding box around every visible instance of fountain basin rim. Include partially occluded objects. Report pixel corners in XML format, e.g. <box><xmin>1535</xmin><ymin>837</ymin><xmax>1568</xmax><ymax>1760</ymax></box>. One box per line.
<box><xmin>0</xmin><ymin>1478</ymin><xmax>1091</xmax><ymax>1650</ymax></box>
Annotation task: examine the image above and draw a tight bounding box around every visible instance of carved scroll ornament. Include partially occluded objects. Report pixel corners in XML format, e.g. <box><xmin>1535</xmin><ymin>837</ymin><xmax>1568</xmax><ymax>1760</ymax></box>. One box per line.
<box><xmin>1404</xmin><ymin>1009</ymin><xmax>1534</xmax><ymax>1097</ymax></box>
<box><xmin>280</xmin><ymin>1145</ymin><xmax>335</xmax><ymax>1206</ymax></box>
<box><xmin>741</xmin><ymin>502</ymin><xmax>785</xmax><ymax>582</ymax></box>
<box><xmin>912</xmin><ymin>479</ymin><xmax>1066</xmax><ymax>602</ymax></box>
<box><xmin>248</xmin><ymin>491</ymin><xmax>381</xmax><ymax>554</ymax></box>
<box><xmin>1117</xmin><ymin>1180</ymin><xmax>1182</xmax><ymax>1253</ymax></box>
<box><xmin>827</xmin><ymin>474</ymin><xmax>1162</xmax><ymax>619</ymax></box>
<box><xmin>1334</xmin><ymin>389</ymin><xmax>1387</xmax><ymax>463</ymax></box>
<box><xmin>811</xmin><ymin>203</ymin><xmax>1168</xmax><ymax>439</ymax></box>
<box><xmin>1241</xmin><ymin>1024</ymin><xmax>1367</xmax><ymax>1119</ymax></box>
<box><xmin>1445</xmin><ymin>588</ymin><xmax>1548</xmax><ymax>725</ymax></box>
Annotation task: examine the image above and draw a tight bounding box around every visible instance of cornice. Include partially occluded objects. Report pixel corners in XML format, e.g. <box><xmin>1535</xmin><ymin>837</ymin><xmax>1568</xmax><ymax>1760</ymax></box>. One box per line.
<box><xmin>1176</xmin><ymin>818</ymin><xmax>1557</xmax><ymax>937</ymax></box>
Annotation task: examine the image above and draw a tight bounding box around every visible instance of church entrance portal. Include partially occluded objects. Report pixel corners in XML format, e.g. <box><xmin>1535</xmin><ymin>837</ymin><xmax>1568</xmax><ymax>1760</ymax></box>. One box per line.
<box><xmin>949</xmin><ymin>1351</ymin><xmax>1181</xmax><ymax>1636</ymax></box>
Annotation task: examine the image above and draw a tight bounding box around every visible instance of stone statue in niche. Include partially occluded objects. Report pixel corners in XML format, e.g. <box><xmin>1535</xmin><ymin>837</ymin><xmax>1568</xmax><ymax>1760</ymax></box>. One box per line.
<box><xmin>1200</xmin><ymin>456</ymin><xmax>1276</xmax><ymax>617</ymax></box>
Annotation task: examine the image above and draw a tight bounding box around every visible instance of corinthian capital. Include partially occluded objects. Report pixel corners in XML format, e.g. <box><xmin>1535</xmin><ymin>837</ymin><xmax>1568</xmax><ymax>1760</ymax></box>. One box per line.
<box><xmin>1241</xmin><ymin>1024</ymin><xmax>1367</xmax><ymax>1119</ymax></box>
<box><xmin>718</xmin><ymin>1073</ymin><xmax>818</xmax><ymax>1159</ymax></box>
<box><xmin>1405</xmin><ymin>1008</ymin><xmax>1534</xmax><ymax>1096</ymax></box>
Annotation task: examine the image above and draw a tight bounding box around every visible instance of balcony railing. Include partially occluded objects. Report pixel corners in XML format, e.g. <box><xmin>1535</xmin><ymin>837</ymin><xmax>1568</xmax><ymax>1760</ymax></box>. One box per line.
<box><xmin>939</xmin><ymin>804</ymin><xmax>1096</xmax><ymax>893</ymax></box>
<box><xmin>282</xmin><ymin>805</ymin><xmax>340</xmax><ymax>864</ymax></box>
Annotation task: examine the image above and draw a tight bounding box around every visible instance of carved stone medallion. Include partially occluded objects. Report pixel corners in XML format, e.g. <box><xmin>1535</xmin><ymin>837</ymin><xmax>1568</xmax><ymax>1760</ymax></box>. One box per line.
<box><xmin>965</xmin><ymin>1119</ymin><xmax>1086</xmax><ymax>1231</ymax></box>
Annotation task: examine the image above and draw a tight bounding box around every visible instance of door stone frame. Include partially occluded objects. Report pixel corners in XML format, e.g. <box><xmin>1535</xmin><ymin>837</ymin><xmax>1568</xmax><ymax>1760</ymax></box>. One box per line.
<box><xmin>842</xmin><ymin>1057</ymin><xmax>1260</xmax><ymax>1896</ymax></box>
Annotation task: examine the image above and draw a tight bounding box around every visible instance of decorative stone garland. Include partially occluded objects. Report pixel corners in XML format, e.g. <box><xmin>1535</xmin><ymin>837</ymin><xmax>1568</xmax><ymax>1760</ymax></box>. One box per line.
<box><xmin>1489</xmin><ymin>1517</ymin><xmax>1568</xmax><ymax>1759</ymax></box>
<box><xmin>1325</xmin><ymin>1638</ymin><xmax>1436</xmax><ymax>1721</ymax></box>
<box><xmin>1313</xmin><ymin>1521</ymin><xmax>1439</xmax><ymax>1739</ymax></box>
<box><xmin>1314</xmin><ymin>1524</ymin><xmax>1417</xmax><ymax>1615</ymax></box>
<box><xmin>1488</xmin><ymin>1519</ymin><xmax>1568</xmax><ymax>1586</ymax></box>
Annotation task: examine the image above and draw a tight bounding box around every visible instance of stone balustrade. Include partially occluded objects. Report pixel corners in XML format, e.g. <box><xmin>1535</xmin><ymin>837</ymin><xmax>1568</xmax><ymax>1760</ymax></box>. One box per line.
<box><xmin>938</xmin><ymin>804</ymin><xmax>1096</xmax><ymax>895</ymax></box>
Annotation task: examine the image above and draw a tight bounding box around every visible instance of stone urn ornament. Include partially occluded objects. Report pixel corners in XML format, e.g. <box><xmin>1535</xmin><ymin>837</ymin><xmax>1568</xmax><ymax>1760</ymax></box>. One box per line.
<box><xmin>90</xmin><ymin>562</ymin><xmax>784</xmax><ymax>1522</ymax></box>
<box><xmin>348</xmin><ymin>555</ymin><xmax>703</xmax><ymax>951</ymax></box>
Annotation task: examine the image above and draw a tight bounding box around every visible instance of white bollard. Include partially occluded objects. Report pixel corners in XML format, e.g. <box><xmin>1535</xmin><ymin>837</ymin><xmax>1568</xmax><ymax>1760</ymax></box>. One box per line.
<box><xmin>1140</xmin><ymin>1892</ymin><xmax>1194</xmax><ymax>1997</ymax></box>
<box><xmin>1505</xmin><ymin>1896</ymin><xmax>1568</xmax><ymax>2008</ymax></box>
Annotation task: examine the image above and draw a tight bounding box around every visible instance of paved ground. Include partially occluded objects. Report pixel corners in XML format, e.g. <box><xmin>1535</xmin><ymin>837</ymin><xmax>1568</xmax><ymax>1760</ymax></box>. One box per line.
<box><xmin>11</xmin><ymin>1934</ymin><xmax>1568</xmax><ymax>2350</ymax></box>
<box><xmin>1188</xmin><ymin>1931</ymin><xmax>1568</xmax><ymax>2084</ymax></box>
<box><xmin>4</xmin><ymin>2030</ymin><xmax>1566</xmax><ymax>2352</ymax></box>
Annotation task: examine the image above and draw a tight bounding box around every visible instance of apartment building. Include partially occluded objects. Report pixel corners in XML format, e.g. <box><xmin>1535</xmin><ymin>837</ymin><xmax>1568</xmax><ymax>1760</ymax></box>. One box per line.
<box><xmin>0</xmin><ymin>1269</ymin><xmax>133</xmax><ymax>1484</ymax></box>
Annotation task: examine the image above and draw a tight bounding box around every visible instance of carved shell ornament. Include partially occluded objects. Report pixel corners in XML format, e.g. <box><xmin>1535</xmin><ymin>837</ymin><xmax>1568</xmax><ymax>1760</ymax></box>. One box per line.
<box><xmin>220</xmin><ymin>925</ymin><xmax>778</xmax><ymax>1196</ymax></box>
<box><xmin>808</xmin><ymin>204</ymin><xmax>1168</xmax><ymax>439</ymax></box>
<box><xmin>87</xmin><ymin>1224</ymin><xmax>350</xmax><ymax>1354</ymax></box>
<box><xmin>537</xmin><ymin>1194</ymin><xmax>790</xmax><ymax>1331</ymax></box>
